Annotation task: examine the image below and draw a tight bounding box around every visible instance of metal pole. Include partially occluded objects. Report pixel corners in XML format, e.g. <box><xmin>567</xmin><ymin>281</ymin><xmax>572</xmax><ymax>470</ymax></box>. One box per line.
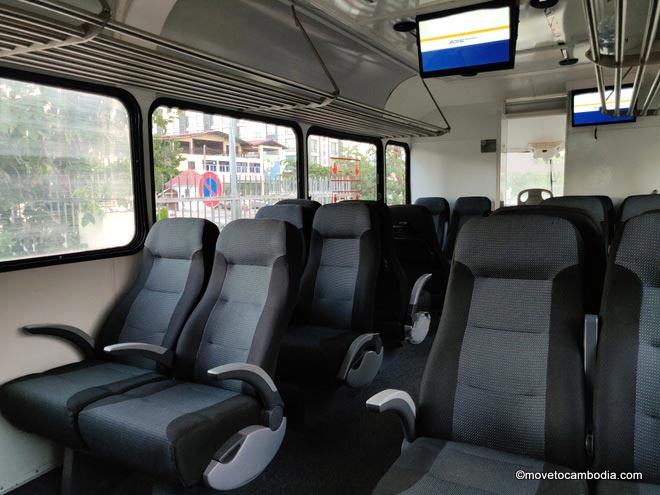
<box><xmin>629</xmin><ymin>0</ymin><xmax>660</xmax><ymax>115</ymax></box>
<box><xmin>613</xmin><ymin>0</ymin><xmax>627</xmax><ymax>115</ymax></box>
<box><xmin>229</xmin><ymin>119</ymin><xmax>240</xmax><ymax>221</ymax></box>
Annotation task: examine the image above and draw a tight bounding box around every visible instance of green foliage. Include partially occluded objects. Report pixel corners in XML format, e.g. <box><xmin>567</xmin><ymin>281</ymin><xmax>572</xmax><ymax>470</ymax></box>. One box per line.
<box><xmin>152</xmin><ymin>108</ymin><xmax>185</xmax><ymax>184</ymax></box>
<box><xmin>385</xmin><ymin>146</ymin><xmax>406</xmax><ymax>205</ymax></box>
<box><xmin>0</xmin><ymin>79</ymin><xmax>132</xmax><ymax>260</ymax></box>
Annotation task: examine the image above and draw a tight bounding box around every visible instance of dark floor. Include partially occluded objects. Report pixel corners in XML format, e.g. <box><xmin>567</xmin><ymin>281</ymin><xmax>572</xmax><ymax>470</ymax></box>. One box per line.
<box><xmin>12</xmin><ymin>334</ymin><xmax>433</xmax><ymax>495</ymax></box>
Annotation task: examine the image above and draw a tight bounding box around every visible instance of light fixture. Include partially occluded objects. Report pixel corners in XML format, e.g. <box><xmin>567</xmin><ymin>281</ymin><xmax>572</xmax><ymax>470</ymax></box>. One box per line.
<box><xmin>393</xmin><ymin>20</ymin><xmax>416</xmax><ymax>32</ymax></box>
<box><xmin>559</xmin><ymin>47</ymin><xmax>578</xmax><ymax>66</ymax></box>
<box><xmin>530</xmin><ymin>0</ymin><xmax>559</xmax><ymax>8</ymax></box>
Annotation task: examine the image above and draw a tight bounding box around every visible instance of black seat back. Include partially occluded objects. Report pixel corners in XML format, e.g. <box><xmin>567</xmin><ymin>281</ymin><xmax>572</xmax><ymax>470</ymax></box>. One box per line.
<box><xmin>618</xmin><ymin>193</ymin><xmax>660</xmax><ymax>224</ymax></box>
<box><xmin>174</xmin><ymin>219</ymin><xmax>302</xmax><ymax>384</ymax></box>
<box><xmin>444</xmin><ymin>196</ymin><xmax>491</xmax><ymax>259</ymax></box>
<box><xmin>390</xmin><ymin>205</ymin><xmax>450</xmax><ymax>311</ymax></box>
<box><xmin>256</xmin><ymin>204</ymin><xmax>310</xmax><ymax>267</ymax></box>
<box><xmin>294</xmin><ymin>202</ymin><xmax>380</xmax><ymax>332</ymax></box>
<box><xmin>542</xmin><ymin>195</ymin><xmax>609</xmax><ymax>243</ymax></box>
<box><xmin>276</xmin><ymin>198</ymin><xmax>321</xmax><ymax>214</ymax></box>
<box><xmin>494</xmin><ymin>205</ymin><xmax>606</xmax><ymax>314</ymax></box>
<box><xmin>96</xmin><ymin>218</ymin><xmax>219</xmax><ymax>367</ymax></box>
<box><xmin>594</xmin><ymin>211</ymin><xmax>660</xmax><ymax>482</ymax></box>
<box><xmin>595</xmin><ymin>195</ymin><xmax>615</xmax><ymax>238</ymax></box>
<box><xmin>414</xmin><ymin>197</ymin><xmax>450</xmax><ymax>248</ymax></box>
<box><xmin>344</xmin><ymin>200</ymin><xmax>408</xmax><ymax>342</ymax></box>
<box><xmin>418</xmin><ymin>214</ymin><xmax>586</xmax><ymax>470</ymax></box>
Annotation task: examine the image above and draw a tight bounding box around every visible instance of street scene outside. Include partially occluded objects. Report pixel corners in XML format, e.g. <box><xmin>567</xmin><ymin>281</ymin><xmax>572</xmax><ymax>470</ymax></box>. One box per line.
<box><xmin>0</xmin><ymin>79</ymin><xmax>408</xmax><ymax>265</ymax></box>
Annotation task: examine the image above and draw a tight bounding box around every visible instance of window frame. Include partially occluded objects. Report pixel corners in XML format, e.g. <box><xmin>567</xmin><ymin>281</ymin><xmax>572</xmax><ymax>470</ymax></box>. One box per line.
<box><xmin>148</xmin><ymin>98</ymin><xmax>305</xmax><ymax>221</ymax></box>
<box><xmin>306</xmin><ymin>126</ymin><xmax>385</xmax><ymax>202</ymax></box>
<box><xmin>0</xmin><ymin>68</ymin><xmax>147</xmax><ymax>273</ymax></box>
<box><xmin>385</xmin><ymin>141</ymin><xmax>411</xmax><ymax>205</ymax></box>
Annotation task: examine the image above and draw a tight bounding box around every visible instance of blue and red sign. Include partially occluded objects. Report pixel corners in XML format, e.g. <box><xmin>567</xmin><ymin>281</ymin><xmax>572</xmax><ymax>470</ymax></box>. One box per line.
<box><xmin>199</xmin><ymin>172</ymin><xmax>222</xmax><ymax>208</ymax></box>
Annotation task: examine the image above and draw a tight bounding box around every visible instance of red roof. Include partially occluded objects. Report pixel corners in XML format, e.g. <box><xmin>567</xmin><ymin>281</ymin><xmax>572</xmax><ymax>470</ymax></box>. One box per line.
<box><xmin>164</xmin><ymin>169</ymin><xmax>202</xmax><ymax>188</ymax></box>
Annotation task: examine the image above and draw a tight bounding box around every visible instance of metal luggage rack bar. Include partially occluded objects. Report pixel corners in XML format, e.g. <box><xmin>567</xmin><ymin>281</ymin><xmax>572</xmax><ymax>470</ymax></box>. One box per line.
<box><xmin>582</xmin><ymin>0</ymin><xmax>660</xmax><ymax>117</ymax></box>
<box><xmin>0</xmin><ymin>0</ymin><xmax>448</xmax><ymax>138</ymax></box>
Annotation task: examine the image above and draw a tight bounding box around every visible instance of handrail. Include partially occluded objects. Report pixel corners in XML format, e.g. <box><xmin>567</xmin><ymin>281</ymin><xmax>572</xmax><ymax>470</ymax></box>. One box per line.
<box><xmin>582</xmin><ymin>0</ymin><xmax>660</xmax><ymax>117</ymax></box>
<box><xmin>0</xmin><ymin>0</ymin><xmax>448</xmax><ymax>137</ymax></box>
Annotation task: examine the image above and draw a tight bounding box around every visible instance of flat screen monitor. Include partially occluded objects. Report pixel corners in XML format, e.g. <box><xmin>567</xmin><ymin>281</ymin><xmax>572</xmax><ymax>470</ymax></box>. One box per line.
<box><xmin>572</xmin><ymin>86</ymin><xmax>637</xmax><ymax>127</ymax></box>
<box><xmin>416</xmin><ymin>0</ymin><xmax>518</xmax><ymax>78</ymax></box>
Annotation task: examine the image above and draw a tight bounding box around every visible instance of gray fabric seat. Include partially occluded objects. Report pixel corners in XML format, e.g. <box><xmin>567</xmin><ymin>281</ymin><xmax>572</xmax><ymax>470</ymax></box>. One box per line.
<box><xmin>78</xmin><ymin>219</ymin><xmax>302</xmax><ymax>487</ymax></box>
<box><xmin>617</xmin><ymin>193</ymin><xmax>660</xmax><ymax>225</ymax></box>
<box><xmin>278</xmin><ymin>202</ymin><xmax>381</xmax><ymax>388</ymax></box>
<box><xmin>256</xmin><ymin>204</ymin><xmax>311</xmax><ymax>267</ymax></box>
<box><xmin>0</xmin><ymin>218</ymin><xmax>218</xmax><ymax>447</ymax></box>
<box><xmin>594</xmin><ymin>211</ymin><xmax>660</xmax><ymax>494</ymax></box>
<box><xmin>373</xmin><ymin>438</ymin><xmax>586</xmax><ymax>495</ymax></box>
<box><xmin>372</xmin><ymin>214</ymin><xmax>588</xmax><ymax>494</ymax></box>
<box><xmin>444</xmin><ymin>196</ymin><xmax>491</xmax><ymax>259</ymax></box>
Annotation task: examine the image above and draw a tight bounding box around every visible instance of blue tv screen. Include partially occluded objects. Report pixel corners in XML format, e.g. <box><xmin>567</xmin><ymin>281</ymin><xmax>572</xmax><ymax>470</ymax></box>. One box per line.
<box><xmin>416</xmin><ymin>0</ymin><xmax>518</xmax><ymax>78</ymax></box>
<box><xmin>572</xmin><ymin>86</ymin><xmax>636</xmax><ymax>127</ymax></box>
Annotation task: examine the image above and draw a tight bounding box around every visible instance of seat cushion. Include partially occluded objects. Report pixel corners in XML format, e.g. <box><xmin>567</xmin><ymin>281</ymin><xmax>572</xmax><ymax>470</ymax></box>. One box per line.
<box><xmin>373</xmin><ymin>438</ymin><xmax>587</xmax><ymax>495</ymax></box>
<box><xmin>278</xmin><ymin>324</ymin><xmax>359</xmax><ymax>387</ymax></box>
<box><xmin>0</xmin><ymin>360</ymin><xmax>163</xmax><ymax>447</ymax></box>
<box><xmin>78</xmin><ymin>380</ymin><xmax>261</xmax><ymax>487</ymax></box>
<box><xmin>596</xmin><ymin>481</ymin><xmax>660</xmax><ymax>495</ymax></box>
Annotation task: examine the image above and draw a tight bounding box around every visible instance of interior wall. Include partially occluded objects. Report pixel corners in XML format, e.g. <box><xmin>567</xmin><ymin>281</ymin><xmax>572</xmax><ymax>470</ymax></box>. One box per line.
<box><xmin>408</xmin><ymin>102</ymin><xmax>501</xmax><ymax>206</ymax></box>
<box><xmin>564</xmin><ymin>116</ymin><xmax>660</xmax><ymax>204</ymax></box>
<box><xmin>0</xmin><ymin>255</ymin><xmax>141</xmax><ymax>493</ymax></box>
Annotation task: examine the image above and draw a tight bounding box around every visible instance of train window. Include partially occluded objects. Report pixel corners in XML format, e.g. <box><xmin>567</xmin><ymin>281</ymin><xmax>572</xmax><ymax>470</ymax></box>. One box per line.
<box><xmin>152</xmin><ymin>105</ymin><xmax>298</xmax><ymax>228</ymax></box>
<box><xmin>307</xmin><ymin>134</ymin><xmax>377</xmax><ymax>203</ymax></box>
<box><xmin>385</xmin><ymin>143</ymin><xmax>409</xmax><ymax>205</ymax></box>
<box><xmin>0</xmin><ymin>76</ymin><xmax>137</xmax><ymax>266</ymax></box>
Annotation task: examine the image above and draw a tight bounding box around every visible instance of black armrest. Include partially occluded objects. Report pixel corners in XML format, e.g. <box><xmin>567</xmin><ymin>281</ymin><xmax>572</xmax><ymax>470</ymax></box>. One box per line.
<box><xmin>104</xmin><ymin>343</ymin><xmax>173</xmax><ymax>368</ymax></box>
<box><xmin>208</xmin><ymin>363</ymin><xmax>284</xmax><ymax>430</ymax></box>
<box><xmin>367</xmin><ymin>389</ymin><xmax>417</xmax><ymax>444</ymax></box>
<box><xmin>337</xmin><ymin>333</ymin><xmax>384</xmax><ymax>388</ymax></box>
<box><xmin>23</xmin><ymin>324</ymin><xmax>95</xmax><ymax>359</ymax></box>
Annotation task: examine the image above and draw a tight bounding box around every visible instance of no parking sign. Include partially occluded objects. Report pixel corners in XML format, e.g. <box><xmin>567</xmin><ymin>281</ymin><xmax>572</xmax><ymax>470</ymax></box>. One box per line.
<box><xmin>199</xmin><ymin>172</ymin><xmax>222</xmax><ymax>208</ymax></box>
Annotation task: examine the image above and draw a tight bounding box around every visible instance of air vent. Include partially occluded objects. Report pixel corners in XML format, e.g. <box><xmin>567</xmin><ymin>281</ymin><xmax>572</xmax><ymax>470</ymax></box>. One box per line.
<box><xmin>504</xmin><ymin>94</ymin><xmax>568</xmax><ymax>116</ymax></box>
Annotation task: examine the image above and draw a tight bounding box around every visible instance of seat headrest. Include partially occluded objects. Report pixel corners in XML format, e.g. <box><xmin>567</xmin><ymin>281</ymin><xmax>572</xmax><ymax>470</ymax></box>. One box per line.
<box><xmin>455</xmin><ymin>214</ymin><xmax>581</xmax><ymax>280</ymax></box>
<box><xmin>145</xmin><ymin>218</ymin><xmax>218</xmax><ymax>260</ymax></box>
<box><xmin>454</xmin><ymin>196</ymin><xmax>491</xmax><ymax>215</ymax></box>
<box><xmin>616</xmin><ymin>210</ymin><xmax>660</xmax><ymax>286</ymax></box>
<box><xmin>255</xmin><ymin>204</ymin><xmax>305</xmax><ymax>230</ymax></box>
<box><xmin>619</xmin><ymin>194</ymin><xmax>660</xmax><ymax>223</ymax></box>
<box><xmin>276</xmin><ymin>198</ymin><xmax>321</xmax><ymax>212</ymax></box>
<box><xmin>313</xmin><ymin>202</ymin><xmax>374</xmax><ymax>238</ymax></box>
<box><xmin>414</xmin><ymin>197</ymin><xmax>450</xmax><ymax>216</ymax></box>
<box><xmin>217</xmin><ymin>219</ymin><xmax>296</xmax><ymax>266</ymax></box>
<box><xmin>542</xmin><ymin>196</ymin><xmax>606</xmax><ymax>224</ymax></box>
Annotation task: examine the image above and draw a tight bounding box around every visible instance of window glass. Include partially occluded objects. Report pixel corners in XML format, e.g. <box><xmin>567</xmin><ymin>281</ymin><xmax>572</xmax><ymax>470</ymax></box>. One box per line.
<box><xmin>500</xmin><ymin>151</ymin><xmax>565</xmax><ymax>206</ymax></box>
<box><xmin>386</xmin><ymin>144</ymin><xmax>407</xmax><ymax>205</ymax></box>
<box><xmin>0</xmin><ymin>77</ymin><xmax>136</xmax><ymax>263</ymax></box>
<box><xmin>307</xmin><ymin>134</ymin><xmax>377</xmax><ymax>204</ymax></box>
<box><xmin>152</xmin><ymin>106</ymin><xmax>298</xmax><ymax>229</ymax></box>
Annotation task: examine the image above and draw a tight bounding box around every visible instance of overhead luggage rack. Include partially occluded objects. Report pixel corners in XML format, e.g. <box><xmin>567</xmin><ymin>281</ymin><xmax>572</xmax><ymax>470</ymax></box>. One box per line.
<box><xmin>582</xmin><ymin>0</ymin><xmax>660</xmax><ymax>117</ymax></box>
<box><xmin>0</xmin><ymin>0</ymin><xmax>448</xmax><ymax>138</ymax></box>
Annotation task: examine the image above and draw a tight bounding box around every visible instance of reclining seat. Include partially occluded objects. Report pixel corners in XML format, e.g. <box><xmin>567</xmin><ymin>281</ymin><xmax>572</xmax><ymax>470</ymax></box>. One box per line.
<box><xmin>0</xmin><ymin>218</ymin><xmax>218</xmax><ymax>448</ymax></box>
<box><xmin>444</xmin><ymin>196</ymin><xmax>491</xmax><ymax>259</ymax></box>
<box><xmin>493</xmin><ymin>205</ymin><xmax>607</xmax><ymax>314</ymax></box>
<box><xmin>413</xmin><ymin>197</ymin><xmax>450</xmax><ymax>249</ymax></box>
<box><xmin>542</xmin><ymin>195</ymin><xmax>610</xmax><ymax>244</ymax></box>
<box><xmin>256</xmin><ymin>203</ymin><xmax>311</xmax><ymax>267</ymax></box>
<box><xmin>617</xmin><ymin>193</ymin><xmax>660</xmax><ymax>228</ymax></box>
<box><xmin>390</xmin><ymin>205</ymin><xmax>450</xmax><ymax>316</ymax></box>
<box><xmin>368</xmin><ymin>214</ymin><xmax>588</xmax><ymax>495</ymax></box>
<box><xmin>77</xmin><ymin>218</ymin><xmax>302</xmax><ymax>490</ymax></box>
<box><xmin>277</xmin><ymin>201</ymin><xmax>384</xmax><ymax>389</ymax></box>
<box><xmin>593</xmin><ymin>210</ymin><xmax>660</xmax><ymax>494</ymax></box>
<box><xmin>343</xmin><ymin>201</ymin><xmax>413</xmax><ymax>346</ymax></box>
